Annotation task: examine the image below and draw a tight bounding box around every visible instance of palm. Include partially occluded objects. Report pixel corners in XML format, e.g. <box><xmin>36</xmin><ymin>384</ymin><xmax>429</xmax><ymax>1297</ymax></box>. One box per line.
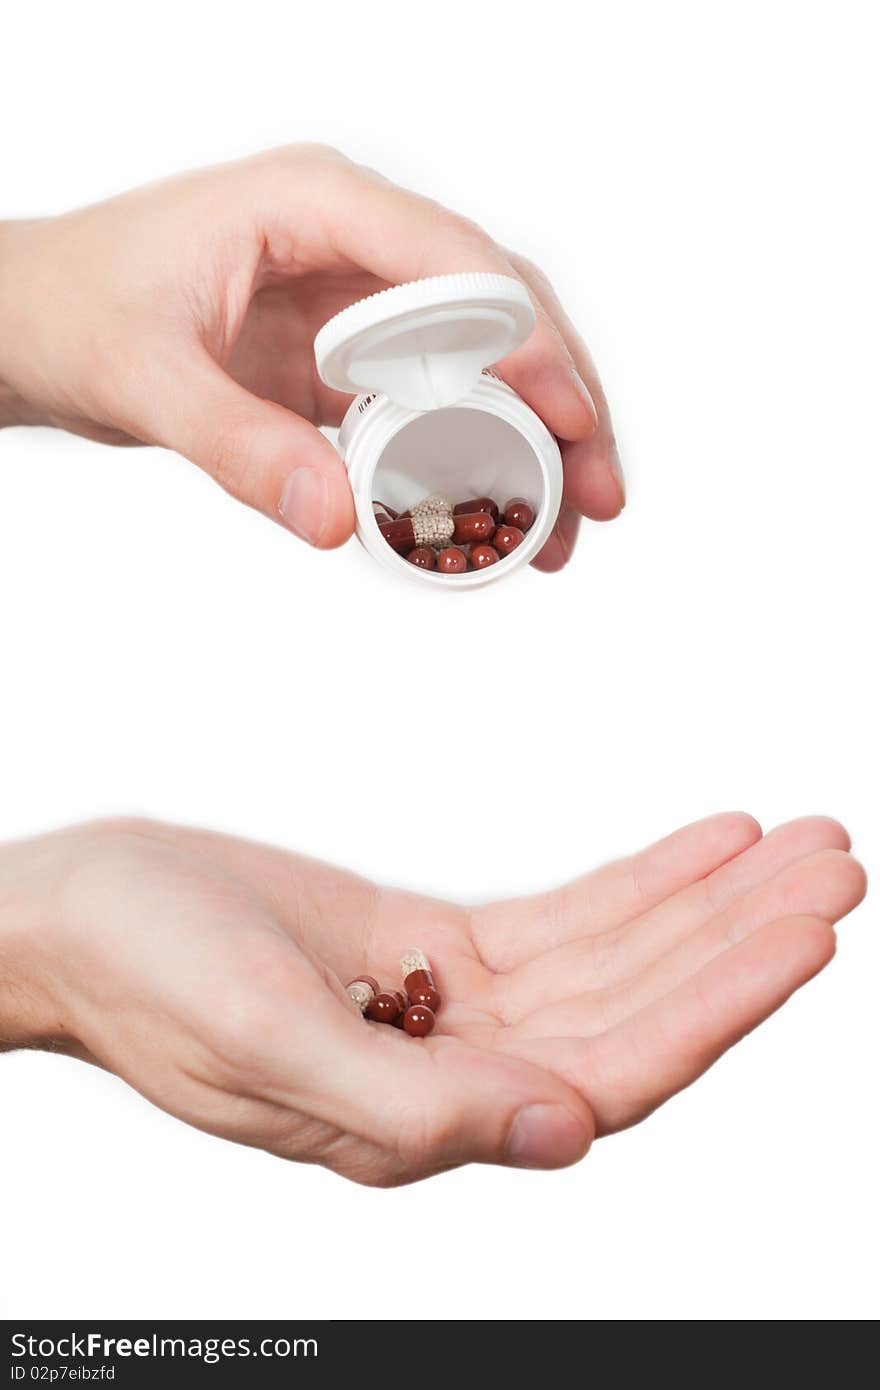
<box><xmin>66</xmin><ymin>812</ymin><xmax>863</xmax><ymax>1183</ymax></box>
<box><xmin>159</xmin><ymin>811</ymin><xmax>862</xmax><ymax>1138</ymax></box>
<box><xmin>356</xmin><ymin>811</ymin><xmax>862</xmax><ymax>1137</ymax></box>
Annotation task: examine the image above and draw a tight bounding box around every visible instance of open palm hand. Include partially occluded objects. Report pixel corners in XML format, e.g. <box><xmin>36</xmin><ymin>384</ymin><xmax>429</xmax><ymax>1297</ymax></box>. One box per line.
<box><xmin>16</xmin><ymin>812</ymin><xmax>862</xmax><ymax>1187</ymax></box>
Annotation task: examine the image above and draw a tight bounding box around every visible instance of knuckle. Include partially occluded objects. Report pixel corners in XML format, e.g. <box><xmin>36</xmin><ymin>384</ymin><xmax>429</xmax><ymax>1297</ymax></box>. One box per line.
<box><xmin>292</xmin><ymin>141</ymin><xmax>349</xmax><ymax>166</ymax></box>
<box><xmin>265</xmin><ymin>141</ymin><xmax>349</xmax><ymax>170</ymax></box>
<box><xmin>508</xmin><ymin>250</ymin><xmax>555</xmax><ymax>296</ymax></box>
<box><xmin>438</xmin><ymin>208</ymin><xmax>494</xmax><ymax>251</ymax></box>
<box><xmin>408</xmin><ymin>208</ymin><xmax>498</xmax><ymax>280</ymax></box>
<box><xmin>61</xmin><ymin>817</ymin><xmax>160</xmax><ymax>891</ymax></box>
<box><xmin>89</xmin><ymin>814</ymin><xmax>163</xmax><ymax>846</ymax></box>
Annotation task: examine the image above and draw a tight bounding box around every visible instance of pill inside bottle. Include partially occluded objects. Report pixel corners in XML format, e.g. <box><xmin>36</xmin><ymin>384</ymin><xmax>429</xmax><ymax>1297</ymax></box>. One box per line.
<box><xmin>314</xmin><ymin>273</ymin><xmax>565</xmax><ymax>589</ymax></box>
<box><xmin>364</xmin><ymin>409</ymin><xmax>547</xmax><ymax>583</ymax></box>
<box><xmin>383</xmin><ymin>489</ymin><xmax>536</xmax><ymax>576</ymax></box>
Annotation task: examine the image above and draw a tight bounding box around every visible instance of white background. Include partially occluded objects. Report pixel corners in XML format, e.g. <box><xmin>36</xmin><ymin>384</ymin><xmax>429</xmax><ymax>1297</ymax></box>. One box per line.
<box><xmin>1</xmin><ymin>0</ymin><xmax>877</xmax><ymax>1322</ymax></box>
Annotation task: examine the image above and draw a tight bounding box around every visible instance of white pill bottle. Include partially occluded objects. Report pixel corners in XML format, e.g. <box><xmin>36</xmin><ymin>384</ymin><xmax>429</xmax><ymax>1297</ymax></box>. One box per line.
<box><xmin>314</xmin><ymin>273</ymin><xmax>564</xmax><ymax>589</ymax></box>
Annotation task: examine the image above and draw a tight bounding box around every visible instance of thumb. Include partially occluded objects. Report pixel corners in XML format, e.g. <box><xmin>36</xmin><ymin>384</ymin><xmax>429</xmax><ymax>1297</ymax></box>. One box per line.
<box><xmin>293</xmin><ymin>1008</ymin><xmax>595</xmax><ymax>1181</ymax></box>
<box><xmin>150</xmin><ymin>351</ymin><xmax>355</xmax><ymax>547</ymax></box>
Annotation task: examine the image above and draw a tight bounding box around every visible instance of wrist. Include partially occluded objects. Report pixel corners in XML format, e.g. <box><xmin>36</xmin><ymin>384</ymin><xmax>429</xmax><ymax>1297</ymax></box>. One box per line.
<box><xmin>0</xmin><ymin>219</ymin><xmax>54</xmax><ymax>429</ymax></box>
<box><xmin>0</xmin><ymin>835</ymin><xmax>72</xmax><ymax>1050</ymax></box>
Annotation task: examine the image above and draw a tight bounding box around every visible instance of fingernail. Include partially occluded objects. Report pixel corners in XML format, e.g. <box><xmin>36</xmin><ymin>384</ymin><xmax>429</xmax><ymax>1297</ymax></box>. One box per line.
<box><xmin>279</xmin><ymin>468</ymin><xmax>329</xmax><ymax>544</ymax></box>
<box><xmin>504</xmin><ymin>1104</ymin><xmax>589</xmax><ymax>1169</ymax></box>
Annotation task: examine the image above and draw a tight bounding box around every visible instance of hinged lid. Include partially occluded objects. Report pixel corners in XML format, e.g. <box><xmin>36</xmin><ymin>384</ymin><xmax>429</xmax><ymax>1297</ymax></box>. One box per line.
<box><xmin>314</xmin><ymin>272</ymin><xmax>534</xmax><ymax>412</ymax></box>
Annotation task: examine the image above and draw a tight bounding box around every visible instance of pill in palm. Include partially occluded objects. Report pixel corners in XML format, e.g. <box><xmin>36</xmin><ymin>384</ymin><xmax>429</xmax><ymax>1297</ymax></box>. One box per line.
<box><xmin>347</xmin><ymin>952</ymin><xmax>441</xmax><ymax>1038</ymax></box>
<box><xmin>403</xmin><ymin>1004</ymin><xmax>435</xmax><ymax>1037</ymax></box>
<box><xmin>346</xmin><ymin>976</ymin><xmax>379</xmax><ymax>1012</ymax></box>
<box><xmin>366</xmin><ymin>991</ymin><xmax>402</xmax><ymax>1025</ymax></box>
<box><xmin>401</xmin><ymin>949</ymin><xmax>441</xmax><ymax>1013</ymax></box>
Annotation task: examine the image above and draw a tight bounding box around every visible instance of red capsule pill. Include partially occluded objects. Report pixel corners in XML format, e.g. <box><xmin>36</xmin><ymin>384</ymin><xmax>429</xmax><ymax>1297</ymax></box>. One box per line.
<box><xmin>379</xmin><ymin>517</ymin><xmax>419</xmax><ymax>552</ymax></box>
<box><xmin>366</xmin><ymin>991</ymin><xmax>402</xmax><ymax>1025</ymax></box>
<box><xmin>453</xmin><ymin>496</ymin><xmax>499</xmax><ymax>520</ymax></box>
<box><xmin>406</xmin><ymin>547</ymin><xmax>437</xmax><ymax>570</ymax></box>
<box><xmin>405</xmin><ymin>972</ymin><xmax>441</xmax><ymax>1013</ymax></box>
<box><xmin>493</xmin><ymin>525</ymin><xmax>525</xmax><ymax>556</ymax></box>
<box><xmin>403</xmin><ymin>967</ymin><xmax>439</xmax><ymax>1011</ymax></box>
<box><xmin>452</xmin><ymin>512</ymin><xmax>496</xmax><ymax>545</ymax></box>
<box><xmin>503</xmin><ymin>497</ymin><xmax>535</xmax><ymax>531</ymax></box>
<box><xmin>437</xmin><ymin>547</ymin><xmax>468</xmax><ymax>574</ymax></box>
<box><xmin>403</xmin><ymin>1005</ymin><xmax>435</xmax><ymax>1037</ymax></box>
<box><xmin>470</xmin><ymin>543</ymin><xmax>499</xmax><ymax>569</ymax></box>
<box><xmin>403</xmin><ymin>967</ymin><xmax>433</xmax><ymax>989</ymax></box>
<box><xmin>390</xmin><ymin>989</ymin><xmax>408</xmax><ymax>1027</ymax></box>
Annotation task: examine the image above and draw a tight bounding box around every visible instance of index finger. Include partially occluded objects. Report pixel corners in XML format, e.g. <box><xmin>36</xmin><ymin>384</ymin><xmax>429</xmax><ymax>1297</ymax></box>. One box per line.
<box><xmin>508</xmin><ymin>251</ymin><xmax>625</xmax><ymax>522</ymax></box>
<box><xmin>263</xmin><ymin>150</ymin><xmax>599</xmax><ymax>443</ymax></box>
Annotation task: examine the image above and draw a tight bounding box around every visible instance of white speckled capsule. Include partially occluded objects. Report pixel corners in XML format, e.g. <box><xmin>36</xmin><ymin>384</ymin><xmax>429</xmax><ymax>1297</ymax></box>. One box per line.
<box><xmin>346</xmin><ymin>976</ymin><xmax>379</xmax><ymax>1014</ymax></box>
<box><xmin>412</xmin><ymin>494</ymin><xmax>451</xmax><ymax>517</ymax></box>
<box><xmin>400</xmin><ymin>948</ymin><xmax>430</xmax><ymax>977</ymax></box>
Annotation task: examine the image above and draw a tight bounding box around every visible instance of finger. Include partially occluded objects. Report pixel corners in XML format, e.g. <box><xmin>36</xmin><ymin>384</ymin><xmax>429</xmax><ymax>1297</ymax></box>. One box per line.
<box><xmin>507</xmin><ymin>252</ymin><xmax>624</xmax><ymax>520</ymax></box>
<box><xmin>530</xmin><ymin>503</ymin><xmax>581</xmax><ymax>572</ymax></box>
<box><xmin>502</xmin><ymin>915</ymin><xmax>836</xmax><ymax>1135</ymax></box>
<box><xmin>264</xmin><ymin>151</ymin><xmax>598</xmax><ymax>443</ymax></box>
<box><xmin>253</xmin><ymin>995</ymin><xmax>594</xmax><ymax>1176</ymax></box>
<box><xmin>148</xmin><ymin>349</ymin><xmax>355</xmax><ymax>547</ymax></box>
<box><xmin>497</xmin><ymin>816</ymin><xmax>851</xmax><ymax>1015</ymax></box>
<box><xmin>603</xmin><ymin>845</ymin><xmax>864</xmax><ymax>1019</ymax></box>
<box><xmin>508</xmin><ymin>847</ymin><xmax>865</xmax><ymax>1041</ymax></box>
<box><xmin>595</xmin><ymin>817</ymin><xmax>853</xmax><ymax>987</ymax></box>
<box><xmin>474</xmin><ymin>812</ymin><xmax>763</xmax><ymax>971</ymax></box>
<box><xmin>561</xmin><ymin>435</ymin><xmax>626</xmax><ymax>519</ymax></box>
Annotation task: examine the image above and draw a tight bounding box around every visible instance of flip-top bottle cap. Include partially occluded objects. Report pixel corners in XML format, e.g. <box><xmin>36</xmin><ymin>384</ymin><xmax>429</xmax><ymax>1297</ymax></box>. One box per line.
<box><xmin>314</xmin><ymin>272</ymin><xmax>535</xmax><ymax>412</ymax></box>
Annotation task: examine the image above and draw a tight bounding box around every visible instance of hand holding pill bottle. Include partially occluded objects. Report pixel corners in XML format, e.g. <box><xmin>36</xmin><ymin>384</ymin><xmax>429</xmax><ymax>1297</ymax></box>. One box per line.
<box><xmin>0</xmin><ymin>146</ymin><xmax>623</xmax><ymax>570</ymax></box>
